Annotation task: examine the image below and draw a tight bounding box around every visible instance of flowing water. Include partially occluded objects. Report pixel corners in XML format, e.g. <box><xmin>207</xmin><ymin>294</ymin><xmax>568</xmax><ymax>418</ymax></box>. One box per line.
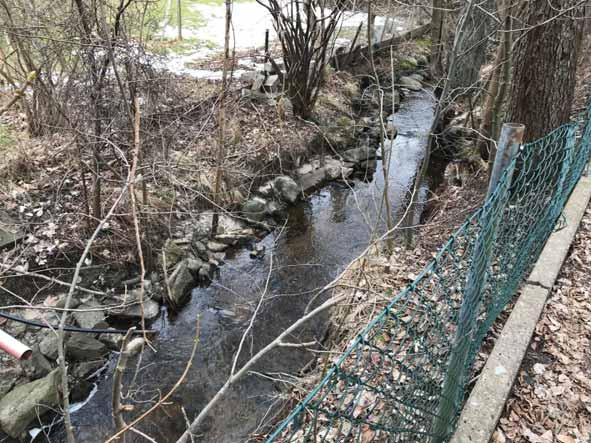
<box><xmin>64</xmin><ymin>90</ymin><xmax>434</xmax><ymax>443</ymax></box>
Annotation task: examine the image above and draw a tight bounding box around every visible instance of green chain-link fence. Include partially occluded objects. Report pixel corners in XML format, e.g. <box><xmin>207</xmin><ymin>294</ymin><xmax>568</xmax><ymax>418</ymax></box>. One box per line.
<box><xmin>266</xmin><ymin>100</ymin><xmax>591</xmax><ymax>443</ymax></box>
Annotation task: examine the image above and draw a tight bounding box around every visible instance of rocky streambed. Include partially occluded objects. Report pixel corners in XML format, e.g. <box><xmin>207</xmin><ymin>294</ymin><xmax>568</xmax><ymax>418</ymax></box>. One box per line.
<box><xmin>0</xmin><ymin>53</ymin><xmax>439</xmax><ymax>442</ymax></box>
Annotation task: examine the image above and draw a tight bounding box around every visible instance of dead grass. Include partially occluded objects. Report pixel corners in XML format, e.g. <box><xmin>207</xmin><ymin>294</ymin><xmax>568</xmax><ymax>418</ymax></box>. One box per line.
<box><xmin>0</xmin><ymin>69</ymin><xmax>360</xmax><ymax>271</ymax></box>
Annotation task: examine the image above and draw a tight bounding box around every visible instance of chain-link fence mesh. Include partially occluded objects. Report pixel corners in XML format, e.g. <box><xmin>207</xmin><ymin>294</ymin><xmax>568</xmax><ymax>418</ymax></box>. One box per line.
<box><xmin>265</xmin><ymin>101</ymin><xmax>591</xmax><ymax>443</ymax></box>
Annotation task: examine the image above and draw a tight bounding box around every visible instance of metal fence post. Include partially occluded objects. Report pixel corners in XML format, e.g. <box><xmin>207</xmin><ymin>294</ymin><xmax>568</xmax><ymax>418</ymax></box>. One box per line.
<box><xmin>432</xmin><ymin>123</ymin><xmax>525</xmax><ymax>442</ymax></box>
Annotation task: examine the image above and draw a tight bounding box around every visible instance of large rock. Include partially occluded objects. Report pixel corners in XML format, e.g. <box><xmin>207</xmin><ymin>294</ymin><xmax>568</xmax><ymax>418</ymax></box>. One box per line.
<box><xmin>161</xmin><ymin>238</ymin><xmax>185</xmax><ymax>269</ymax></box>
<box><xmin>398</xmin><ymin>76</ymin><xmax>422</xmax><ymax>92</ymax></box>
<box><xmin>409</xmin><ymin>73</ymin><xmax>424</xmax><ymax>83</ymax></box>
<box><xmin>110</xmin><ymin>299</ymin><xmax>160</xmax><ymax>322</ymax></box>
<box><xmin>22</xmin><ymin>346</ymin><xmax>53</xmax><ymax>379</ymax></box>
<box><xmin>324</xmin><ymin>158</ymin><xmax>353</xmax><ymax>180</ymax></box>
<box><xmin>0</xmin><ymin>367</ymin><xmax>21</xmax><ymax>398</ymax></box>
<box><xmin>416</xmin><ymin>54</ymin><xmax>429</xmax><ymax>67</ymax></box>
<box><xmin>0</xmin><ymin>368</ymin><xmax>60</xmax><ymax>438</ymax></box>
<box><xmin>186</xmin><ymin>256</ymin><xmax>205</xmax><ymax>272</ymax></box>
<box><xmin>341</xmin><ymin>146</ymin><xmax>376</xmax><ymax>163</ymax></box>
<box><xmin>242</xmin><ymin>197</ymin><xmax>267</xmax><ymax>222</ymax></box>
<box><xmin>168</xmin><ymin>260</ymin><xmax>196</xmax><ymax>307</ymax></box>
<box><xmin>73</xmin><ymin>359</ymin><xmax>105</xmax><ymax>378</ymax></box>
<box><xmin>73</xmin><ymin>299</ymin><xmax>108</xmax><ymax>330</ymax></box>
<box><xmin>399</xmin><ymin>55</ymin><xmax>418</xmax><ymax>69</ymax></box>
<box><xmin>297</xmin><ymin>168</ymin><xmax>327</xmax><ymax>193</ymax></box>
<box><xmin>39</xmin><ymin>332</ymin><xmax>59</xmax><ymax>360</ymax></box>
<box><xmin>207</xmin><ymin>241</ymin><xmax>229</xmax><ymax>253</ymax></box>
<box><xmin>273</xmin><ymin>176</ymin><xmax>299</xmax><ymax>204</ymax></box>
<box><xmin>66</xmin><ymin>335</ymin><xmax>108</xmax><ymax>361</ymax></box>
<box><xmin>265</xmin><ymin>200</ymin><xmax>284</xmax><ymax>217</ymax></box>
<box><xmin>311</xmin><ymin>116</ymin><xmax>356</xmax><ymax>151</ymax></box>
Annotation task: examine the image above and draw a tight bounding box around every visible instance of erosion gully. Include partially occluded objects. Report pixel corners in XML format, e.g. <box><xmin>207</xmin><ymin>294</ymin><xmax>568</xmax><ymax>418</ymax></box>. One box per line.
<box><xmin>53</xmin><ymin>91</ymin><xmax>434</xmax><ymax>443</ymax></box>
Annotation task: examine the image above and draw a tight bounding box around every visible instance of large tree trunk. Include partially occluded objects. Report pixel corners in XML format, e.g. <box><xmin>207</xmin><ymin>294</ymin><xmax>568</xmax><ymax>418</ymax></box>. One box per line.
<box><xmin>430</xmin><ymin>0</ymin><xmax>447</xmax><ymax>79</ymax></box>
<box><xmin>446</xmin><ymin>0</ymin><xmax>496</xmax><ymax>98</ymax></box>
<box><xmin>508</xmin><ymin>0</ymin><xmax>585</xmax><ymax>141</ymax></box>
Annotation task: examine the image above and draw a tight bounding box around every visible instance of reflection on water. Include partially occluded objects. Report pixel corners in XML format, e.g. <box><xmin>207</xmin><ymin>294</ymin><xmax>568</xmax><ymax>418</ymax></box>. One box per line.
<box><xmin>67</xmin><ymin>91</ymin><xmax>434</xmax><ymax>443</ymax></box>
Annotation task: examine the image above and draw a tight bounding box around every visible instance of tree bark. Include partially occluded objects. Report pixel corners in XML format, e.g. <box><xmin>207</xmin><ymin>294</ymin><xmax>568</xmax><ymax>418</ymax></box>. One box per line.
<box><xmin>508</xmin><ymin>0</ymin><xmax>585</xmax><ymax>141</ymax></box>
<box><xmin>431</xmin><ymin>0</ymin><xmax>447</xmax><ymax>78</ymax></box>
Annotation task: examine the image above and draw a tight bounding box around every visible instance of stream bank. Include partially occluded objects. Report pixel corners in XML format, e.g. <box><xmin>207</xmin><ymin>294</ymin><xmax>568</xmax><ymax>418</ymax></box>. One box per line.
<box><xmin>64</xmin><ymin>89</ymin><xmax>436</xmax><ymax>442</ymax></box>
<box><xmin>0</xmin><ymin>33</ymin><xmax>470</xmax><ymax>443</ymax></box>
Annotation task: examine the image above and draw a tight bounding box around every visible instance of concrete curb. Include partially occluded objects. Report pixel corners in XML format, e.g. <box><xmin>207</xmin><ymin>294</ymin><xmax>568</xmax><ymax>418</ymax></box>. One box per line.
<box><xmin>450</xmin><ymin>174</ymin><xmax>591</xmax><ymax>443</ymax></box>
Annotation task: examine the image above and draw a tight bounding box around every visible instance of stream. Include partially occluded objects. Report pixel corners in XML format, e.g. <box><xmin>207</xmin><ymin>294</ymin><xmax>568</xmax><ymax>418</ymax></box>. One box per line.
<box><xmin>63</xmin><ymin>90</ymin><xmax>435</xmax><ymax>443</ymax></box>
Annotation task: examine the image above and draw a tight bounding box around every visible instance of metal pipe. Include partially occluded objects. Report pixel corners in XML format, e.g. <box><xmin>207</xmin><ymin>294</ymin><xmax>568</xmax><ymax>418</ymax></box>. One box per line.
<box><xmin>487</xmin><ymin>123</ymin><xmax>526</xmax><ymax>199</ymax></box>
<box><xmin>0</xmin><ymin>329</ymin><xmax>32</xmax><ymax>360</ymax></box>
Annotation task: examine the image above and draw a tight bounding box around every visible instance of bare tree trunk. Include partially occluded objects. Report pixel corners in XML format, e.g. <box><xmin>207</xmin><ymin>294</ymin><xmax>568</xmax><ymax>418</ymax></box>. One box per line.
<box><xmin>478</xmin><ymin>0</ymin><xmax>512</xmax><ymax>163</ymax></box>
<box><xmin>508</xmin><ymin>0</ymin><xmax>585</xmax><ymax>141</ymax></box>
<box><xmin>446</xmin><ymin>0</ymin><xmax>496</xmax><ymax>98</ymax></box>
<box><xmin>177</xmin><ymin>0</ymin><xmax>182</xmax><ymax>40</ymax></box>
<box><xmin>430</xmin><ymin>0</ymin><xmax>447</xmax><ymax>79</ymax></box>
<box><xmin>211</xmin><ymin>0</ymin><xmax>232</xmax><ymax>235</ymax></box>
<box><xmin>367</xmin><ymin>2</ymin><xmax>394</xmax><ymax>254</ymax></box>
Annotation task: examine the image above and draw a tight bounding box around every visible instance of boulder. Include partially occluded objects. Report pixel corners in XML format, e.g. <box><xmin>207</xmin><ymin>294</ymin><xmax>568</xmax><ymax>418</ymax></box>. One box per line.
<box><xmin>398</xmin><ymin>76</ymin><xmax>422</xmax><ymax>92</ymax></box>
<box><xmin>110</xmin><ymin>299</ymin><xmax>160</xmax><ymax>322</ymax></box>
<box><xmin>161</xmin><ymin>238</ymin><xmax>185</xmax><ymax>269</ymax></box>
<box><xmin>191</xmin><ymin>219</ymin><xmax>210</xmax><ymax>242</ymax></box>
<box><xmin>296</xmin><ymin>163</ymin><xmax>315</xmax><ymax>176</ymax></box>
<box><xmin>399</xmin><ymin>55</ymin><xmax>418</xmax><ymax>69</ymax></box>
<box><xmin>341</xmin><ymin>146</ymin><xmax>376</xmax><ymax>163</ymax></box>
<box><xmin>416</xmin><ymin>54</ymin><xmax>429</xmax><ymax>67</ymax></box>
<box><xmin>73</xmin><ymin>299</ymin><xmax>108</xmax><ymax>330</ymax></box>
<box><xmin>66</xmin><ymin>335</ymin><xmax>108</xmax><ymax>361</ymax></box>
<box><xmin>0</xmin><ymin>368</ymin><xmax>61</xmax><ymax>438</ymax></box>
<box><xmin>98</xmin><ymin>331</ymin><xmax>124</xmax><ymax>351</ymax></box>
<box><xmin>359</xmin><ymin>159</ymin><xmax>378</xmax><ymax>171</ymax></box>
<box><xmin>191</xmin><ymin>239</ymin><xmax>210</xmax><ymax>261</ymax></box>
<box><xmin>297</xmin><ymin>168</ymin><xmax>327</xmax><ymax>193</ymax></box>
<box><xmin>209</xmin><ymin>252</ymin><xmax>225</xmax><ymax>263</ymax></box>
<box><xmin>38</xmin><ymin>332</ymin><xmax>59</xmax><ymax>361</ymax></box>
<box><xmin>186</xmin><ymin>257</ymin><xmax>205</xmax><ymax>272</ymax></box>
<box><xmin>70</xmin><ymin>379</ymin><xmax>94</xmax><ymax>403</ymax></box>
<box><xmin>198</xmin><ymin>264</ymin><xmax>212</xmax><ymax>282</ymax></box>
<box><xmin>312</xmin><ymin>116</ymin><xmax>356</xmax><ymax>151</ymax></box>
<box><xmin>273</xmin><ymin>176</ymin><xmax>299</xmax><ymax>204</ymax></box>
<box><xmin>168</xmin><ymin>260</ymin><xmax>195</xmax><ymax>307</ymax></box>
<box><xmin>242</xmin><ymin>197</ymin><xmax>267</xmax><ymax>222</ymax></box>
<box><xmin>0</xmin><ymin>367</ymin><xmax>21</xmax><ymax>398</ymax></box>
<box><xmin>207</xmin><ymin>241</ymin><xmax>229</xmax><ymax>253</ymax></box>
<box><xmin>324</xmin><ymin>158</ymin><xmax>354</xmax><ymax>180</ymax></box>
<box><xmin>256</xmin><ymin>181</ymin><xmax>275</xmax><ymax>198</ymax></box>
<box><xmin>22</xmin><ymin>346</ymin><xmax>53</xmax><ymax>379</ymax></box>
<box><xmin>72</xmin><ymin>359</ymin><xmax>105</xmax><ymax>379</ymax></box>
<box><xmin>265</xmin><ymin>200</ymin><xmax>284</xmax><ymax>217</ymax></box>
<box><xmin>54</xmin><ymin>293</ymin><xmax>80</xmax><ymax>310</ymax></box>
<box><xmin>409</xmin><ymin>73</ymin><xmax>424</xmax><ymax>83</ymax></box>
